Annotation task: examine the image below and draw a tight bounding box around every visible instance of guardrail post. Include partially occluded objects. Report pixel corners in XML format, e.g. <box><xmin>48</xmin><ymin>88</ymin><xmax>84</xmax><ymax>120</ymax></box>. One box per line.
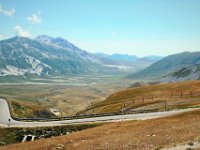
<box><xmin>8</xmin><ymin>118</ymin><xmax>11</xmax><ymax>127</ymax></box>
<box><xmin>164</xmin><ymin>100</ymin><xmax>167</xmax><ymax>111</ymax></box>
<box><xmin>180</xmin><ymin>91</ymin><xmax>183</xmax><ymax>98</ymax></box>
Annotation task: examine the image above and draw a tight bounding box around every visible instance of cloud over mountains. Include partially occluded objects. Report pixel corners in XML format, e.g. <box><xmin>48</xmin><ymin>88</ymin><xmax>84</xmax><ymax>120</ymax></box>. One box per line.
<box><xmin>27</xmin><ymin>13</ymin><xmax>42</xmax><ymax>24</ymax></box>
<box><xmin>0</xmin><ymin>4</ymin><xmax>15</xmax><ymax>17</ymax></box>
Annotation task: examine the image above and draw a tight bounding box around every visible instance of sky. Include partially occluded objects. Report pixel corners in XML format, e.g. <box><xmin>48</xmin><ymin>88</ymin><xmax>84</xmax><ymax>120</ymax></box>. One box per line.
<box><xmin>0</xmin><ymin>0</ymin><xmax>200</xmax><ymax>57</ymax></box>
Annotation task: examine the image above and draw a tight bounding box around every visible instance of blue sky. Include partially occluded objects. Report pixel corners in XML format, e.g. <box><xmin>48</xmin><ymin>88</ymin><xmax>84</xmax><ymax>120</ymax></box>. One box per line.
<box><xmin>0</xmin><ymin>0</ymin><xmax>200</xmax><ymax>56</ymax></box>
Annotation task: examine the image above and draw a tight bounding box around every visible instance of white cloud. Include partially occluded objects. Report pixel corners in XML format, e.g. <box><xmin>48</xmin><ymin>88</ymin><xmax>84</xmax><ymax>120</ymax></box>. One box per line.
<box><xmin>0</xmin><ymin>4</ymin><xmax>15</xmax><ymax>17</ymax></box>
<box><xmin>27</xmin><ymin>13</ymin><xmax>42</xmax><ymax>24</ymax></box>
<box><xmin>14</xmin><ymin>25</ymin><xmax>31</xmax><ymax>37</ymax></box>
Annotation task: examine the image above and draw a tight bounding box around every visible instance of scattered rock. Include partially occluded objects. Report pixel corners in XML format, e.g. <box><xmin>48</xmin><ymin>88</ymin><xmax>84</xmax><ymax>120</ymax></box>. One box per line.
<box><xmin>56</xmin><ymin>144</ymin><xmax>65</xmax><ymax>150</ymax></box>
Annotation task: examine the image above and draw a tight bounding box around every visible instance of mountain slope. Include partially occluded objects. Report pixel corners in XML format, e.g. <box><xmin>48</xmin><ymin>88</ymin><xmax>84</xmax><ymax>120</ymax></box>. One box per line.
<box><xmin>36</xmin><ymin>35</ymin><xmax>98</xmax><ymax>63</ymax></box>
<box><xmin>161</xmin><ymin>64</ymin><xmax>200</xmax><ymax>82</ymax></box>
<box><xmin>0</xmin><ymin>36</ymin><xmax>101</xmax><ymax>77</ymax></box>
<box><xmin>127</xmin><ymin>52</ymin><xmax>200</xmax><ymax>80</ymax></box>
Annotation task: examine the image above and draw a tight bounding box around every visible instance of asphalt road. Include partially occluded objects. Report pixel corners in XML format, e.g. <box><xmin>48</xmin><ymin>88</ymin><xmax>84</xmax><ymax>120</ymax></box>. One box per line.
<box><xmin>0</xmin><ymin>98</ymin><xmax>198</xmax><ymax>127</ymax></box>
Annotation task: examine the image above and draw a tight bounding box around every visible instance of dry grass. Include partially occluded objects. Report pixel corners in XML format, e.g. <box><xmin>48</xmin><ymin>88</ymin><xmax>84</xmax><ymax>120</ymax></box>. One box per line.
<box><xmin>10</xmin><ymin>100</ymin><xmax>56</xmax><ymax>118</ymax></box>
<box><xmin>83</xmin><ymin>80</ymin><xmax>200</xmax><ymax>114</ymax></box>
<box><xmin>0</xmin><ymin>77</ymin><xmax>132</xmax><ymax>117</ymax></box>
<box><xmin>1</xmin><ymin>109</ymin><xmax>200</xmax><ymax>150</ymax></box>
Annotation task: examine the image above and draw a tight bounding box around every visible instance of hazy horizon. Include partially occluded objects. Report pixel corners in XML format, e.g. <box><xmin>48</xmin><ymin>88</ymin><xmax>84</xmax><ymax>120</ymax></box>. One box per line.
<box><xmin>1</xmin><ymin>0</ymin><xmax>200</xmax><ymax>57</ymax></box>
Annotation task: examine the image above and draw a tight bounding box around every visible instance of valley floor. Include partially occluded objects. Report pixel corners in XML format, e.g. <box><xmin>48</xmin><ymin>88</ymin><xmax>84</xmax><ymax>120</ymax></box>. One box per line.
<box><xmin>0</xmin><ymin>74</ymin><xmax>132</xmax><ymax>117</ymax></box>
<box><xmin>1</xmin><ymin>109</ymin><xmax>200</xmax><ymax>150</ymax></box>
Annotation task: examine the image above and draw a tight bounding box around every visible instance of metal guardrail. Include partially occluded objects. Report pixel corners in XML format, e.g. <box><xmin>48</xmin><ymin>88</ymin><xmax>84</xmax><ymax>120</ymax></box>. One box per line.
<box><xmin>1</xmin><ymin>97</ymin><xmax>160</xmax><ymax>122</ymax></box>
<box><xmin>10</xmin><ymin>109</ymin><xmax>160</xmax><ymax>122</ymax></box>
<box><xmin>1</xmin><ymin>97</ymin><xmax>122</xmax><ymax>121</ymax></box>
<box><xmin>11</xmin><ymin>112</ymin><xmax>124</xmax><ymax>122</ymax></box>
<box><xmin>2</xmin><ymin>93</ymin><xmax>194</xmax><ymax>122</ymax></box>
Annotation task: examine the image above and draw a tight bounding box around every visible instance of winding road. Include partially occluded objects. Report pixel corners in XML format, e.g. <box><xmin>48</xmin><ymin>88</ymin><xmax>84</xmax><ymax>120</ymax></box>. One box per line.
<box><xmin>0</xmin><ymin>98</ymin><xmax>198</xmax><ymax>127</ymax></box>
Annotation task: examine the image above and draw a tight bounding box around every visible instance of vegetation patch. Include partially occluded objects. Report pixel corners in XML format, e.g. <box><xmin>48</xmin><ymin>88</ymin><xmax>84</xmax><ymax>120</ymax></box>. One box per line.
<box><xmin>0</xmin><ymin>123</ymin><xmax>101</xmax><ymax>147</ymax></box>
<box><xmin>9</xmin><ymin>100</ymin><xmax>56</xmax><ymax>118</ymax></box>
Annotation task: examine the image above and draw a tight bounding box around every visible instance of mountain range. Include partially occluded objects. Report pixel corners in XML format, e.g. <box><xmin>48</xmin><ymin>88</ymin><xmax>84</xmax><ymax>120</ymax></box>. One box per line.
<box><xmin>0</xmin><ymin>36</ymin><xmax>101</xmax><ymax>77</ymax></box>
<box><xmin>95</xmin><ymin>53</ymin><xmax>162</xmax><ymax>65</ymax></box>
<box><xmin>0</xmin><ymin>35</ymin><xmax>161</xmax><ymax>79</ymax></box>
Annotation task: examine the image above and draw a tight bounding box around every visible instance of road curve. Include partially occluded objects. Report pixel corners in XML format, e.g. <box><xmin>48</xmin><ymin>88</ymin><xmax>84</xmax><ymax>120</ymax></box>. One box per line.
<box><xmin>0</xmin><ymin>98</ymin><xmax>198</xmax><ymax>127</ymax></box>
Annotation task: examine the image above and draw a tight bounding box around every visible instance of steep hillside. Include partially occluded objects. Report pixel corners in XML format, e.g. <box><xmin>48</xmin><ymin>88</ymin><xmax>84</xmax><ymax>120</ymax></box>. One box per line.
<box><xmin>127</xmin><ymin>52</ymin><xmax>200</xmax><ymax>80</ymax></box>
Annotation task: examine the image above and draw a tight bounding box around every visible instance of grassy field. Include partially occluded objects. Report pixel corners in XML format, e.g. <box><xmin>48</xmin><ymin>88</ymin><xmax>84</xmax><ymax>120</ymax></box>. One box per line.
<box><xmin>82</xmin><ymin>80</ymin><xmax>200</xmax><ymax>114</ymax></box>
<box><xmin>1</xmin><ymin>109</ymin><xmax>199</xmax><ymax>150</ymax></box>
<box><xmin>0</xmin><ymin>74</ymin><xmax>132</xmax><ymax>117</ymax></box>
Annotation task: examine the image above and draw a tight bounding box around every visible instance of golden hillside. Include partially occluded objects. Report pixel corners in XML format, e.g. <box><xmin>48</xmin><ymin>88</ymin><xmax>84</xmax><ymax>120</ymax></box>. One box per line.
<box><xmin>82</xmin><ymin>80</ymin><xmax>200</xmax><ymax>114</ymax></box>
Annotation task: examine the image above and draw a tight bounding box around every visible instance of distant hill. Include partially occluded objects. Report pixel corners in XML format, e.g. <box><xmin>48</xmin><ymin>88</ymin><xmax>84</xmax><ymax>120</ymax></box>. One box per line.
<box><xmin>95</xmin><ymin>53</ymin><xmax>162</xmax><ymax>65</ymax></box>
<box><xmin>109</xmin><ymin>54</ymin><xmax>138</xmax><ymax>62</ymax></box>
<box><xmin>95</xmin><ymin>53</ymin><xmax>162</xmax><ymax>72</ymax></box>
<box><xmin>140</xmin><ymin>55</ymin><xmax>163</xmax><ymax>62</ymax></box>
<box><xmin>127</xmin><ymin>52</ymin><xmax>200</xmax><ymax>80</ymax></box>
